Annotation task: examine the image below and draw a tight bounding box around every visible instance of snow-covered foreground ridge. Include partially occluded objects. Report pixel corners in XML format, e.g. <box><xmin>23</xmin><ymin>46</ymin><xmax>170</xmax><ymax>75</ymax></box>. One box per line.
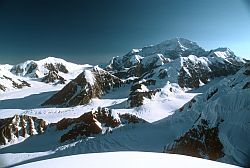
<box><xmin>13</xmin><ymin>152</ymin><xmax>240</xmax><ymax>168</ymax></box>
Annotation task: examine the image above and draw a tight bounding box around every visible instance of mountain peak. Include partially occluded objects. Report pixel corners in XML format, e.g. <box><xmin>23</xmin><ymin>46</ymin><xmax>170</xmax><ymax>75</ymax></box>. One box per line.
<box><xmin>158</xmin><ymin>37</ymin><xmax>203</xmax><ymax>52</ymax></box>
<box><xmin>36</xmin><ymin>56</ymin><xmax>69</xmax><ymax>64</ymax></box>
<box><xmin>161</xmin><ymin>37</ymin><xmax>196</xmax><ymax>45</ymax></box>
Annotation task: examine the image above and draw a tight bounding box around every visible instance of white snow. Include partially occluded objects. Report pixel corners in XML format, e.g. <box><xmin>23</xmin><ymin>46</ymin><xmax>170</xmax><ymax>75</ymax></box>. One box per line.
<box><xmin>177</xmin><ymin>38</ymin><xmax>189</xmax><ymax>51</ymax></box>
<box><xmin>84</xmin><ymin>70</ymin><xmax>95</xmax><ymax>86</ymax></box>
<box><xmin>214</xmin><ymin>51</ymin><xmax>228</xmax><ymax>59</ymax></box>
<box><xmin>136</xmin><ymin>84</ymin><xmax>149</xmax><ymax>92</ymax></box>
<box><xmin>12</xmin><ymin>152</ymin><xmax>240</xmax><ymax>168</ymax></box>
<box><xmin>0</xmin><ymin>98</ymin><xmax>127</xmax><ymax>123</ymax></box>
<box><xmin>140</xmin><ymin>54</ymin><xmax>165</xmax><ymax>68</ymax></box>
<box><xmin>131</xmin><ymin>49</ymin><xmax>141</xmax><ymax>53</ymax></box>
<box><xmin>129</xmin><ymin>54</ymin><xmax>143</xmax><ymax>65</ymax></box>
<box><xmin>0</xmin><ymin>79</ymin><xmax>64</xmax><ymax>100</ymax></box>
<box><xmin>11</xmin><ymin>56</ymin><xmax>92</xmax><ymax>79</ymax></box>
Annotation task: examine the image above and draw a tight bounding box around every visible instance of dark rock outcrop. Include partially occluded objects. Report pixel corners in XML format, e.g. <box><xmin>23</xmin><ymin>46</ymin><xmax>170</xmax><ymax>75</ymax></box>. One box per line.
<box><xmin>57</xmin><ymin>107</ymin><xmax>146</xmax><ymax>143</ymax></box>
<box><xmin>127</xmin><ymin>81</ymin><xmax>160</xmax><ymax>107</ymax></box>
<box><xmin>164</xmin><ymin>119</ymin><xmax>224</xmax><ymax>160</ymax></box>
<box><xmin>0</xmin><ymin>115</ymin><xmax>47</xmax><ymax>145</ymax></box>
<box><xmin>44</xmin><ymin>63</ymin><xmax>69</xmax><ymax>73</ymax></box>
<box><xmin>0</xmin><ymin>84</ymin><xmax>7</xmax><ymax>91</ymax></box>
<box><xmin>41</xmin><ymin>70</ymin><xmax>66</xmax><ymax>84</ymax></box>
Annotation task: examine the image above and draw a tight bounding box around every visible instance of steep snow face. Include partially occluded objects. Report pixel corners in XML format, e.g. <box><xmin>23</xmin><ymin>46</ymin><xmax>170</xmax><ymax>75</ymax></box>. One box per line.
<box><xmin>207</xmin><ymin>48</ymin><xmax>245</xmax><ymax>65</ymax></box>
<box><xmin>140</xmin><ymin>53</ymin><xmax>169</xmax><ymax>69</ymax></box>
<box><xmin>163</xmin><ymin>63</ymin><xmax>250</xmax><ymax>167</ymax></box>
<box><xmin>13</xmin><ymin>152</ymin><xmax>240</xmax><ymax>168</ymax></box>
<box><xmin>10</xmin><ymin>57</ymin><xmax>91</xmax><ymax>79</ymax></box>
<box><xmin>84</xmin><ymin>70</ymin><xmax>95</xmax><ymax>86</ymax></box>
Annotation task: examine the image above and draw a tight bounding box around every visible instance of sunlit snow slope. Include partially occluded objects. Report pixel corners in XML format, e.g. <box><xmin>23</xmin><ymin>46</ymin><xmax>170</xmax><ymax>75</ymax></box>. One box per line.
<box><xmin>12</xmin><ymin>152</ymin><xmax>240</xmax><ymax>168</ymax></box>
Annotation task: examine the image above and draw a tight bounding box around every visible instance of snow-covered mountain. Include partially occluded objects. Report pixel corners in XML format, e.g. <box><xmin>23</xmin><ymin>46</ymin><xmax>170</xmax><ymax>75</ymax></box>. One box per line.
<box><xmin>0</xmin><ymin>57</ymin><xmax>92</xmax><ymax>93</ymax></box>
<box><xmin>10</xmin><ymin>57</ymin><xmax>87</xmax><ymax>79</ymax></box>
<box><xmin>0</xmin><ymin>38</ymin><xmax>249</xmax><ymax>167</ymax></box>
<box><xmin>43</xmin><ymin>38</ymin><xmax>245</xmax><ymax>110</ymax></box>
<box><xmin>107</xmin><ymin>38</ymin><xmax>207</xmax><ymax>71</ymax></box>
<box><xmin>0</xmin><ymin>64</ymin><xmax>31</xmax><ymax>92</ymax></box>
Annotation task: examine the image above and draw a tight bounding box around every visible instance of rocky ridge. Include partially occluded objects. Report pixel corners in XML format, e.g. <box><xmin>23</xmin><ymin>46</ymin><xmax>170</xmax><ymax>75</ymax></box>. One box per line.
<box><xmin>0</xmin><ymin>108</ymin><xmax>146</xmax><ymax>145</ymax></box>
<box><xmin>42</xmin><ymin>66</ymin><xmax>123</xmax><ymax>107</ymax></box>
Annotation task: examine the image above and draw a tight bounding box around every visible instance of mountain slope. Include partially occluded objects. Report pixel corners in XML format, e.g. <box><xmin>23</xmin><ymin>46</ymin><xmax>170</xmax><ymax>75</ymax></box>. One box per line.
<box><xmin>42</xmin><ymin>66</ymin><xmax>123</xmax><ymax>107</ymax></box>
<box><xmin>162</xmin><ymin>63</ymin><xmax>250</xmax><ymax>166</ymax></box>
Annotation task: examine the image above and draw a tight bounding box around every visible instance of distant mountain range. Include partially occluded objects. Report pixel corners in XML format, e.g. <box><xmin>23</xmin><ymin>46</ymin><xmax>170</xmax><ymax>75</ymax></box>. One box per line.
<box><xmin>0</xmin><ymin>38</ymin><xmax>249</xmax><ymax>167</ymax></box>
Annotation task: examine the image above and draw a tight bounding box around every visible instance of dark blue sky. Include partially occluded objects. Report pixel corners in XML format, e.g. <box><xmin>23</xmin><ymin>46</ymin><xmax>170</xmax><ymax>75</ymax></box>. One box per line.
<box><xmin>0</xmin><ymin>0</ymin><xmax>250</xmax><ymax>64</ymax></box>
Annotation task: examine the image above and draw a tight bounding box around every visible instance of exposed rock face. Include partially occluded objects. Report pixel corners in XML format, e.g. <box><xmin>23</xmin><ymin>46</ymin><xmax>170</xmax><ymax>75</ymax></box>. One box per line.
<box><xmin>11</xmin><ymin>61</ymin><xmax>39</xmax><ymax>78</ymax></box>
<box><xmin>176</xmin><ymin>53</ymin><xmax>244</xmax><ymax>88</ymax></box>
<box><xmin>242</xmin><ymin>81</ymin><xmax>250</xmax><ymax>89</ymax></box>
<box><xmin>127</xmin><ymin>79</ymin><xmax>159</xmax><ymax>107</ymax></box>
<box><xmin>0</xmin><ymin>115</ymin><xmax>47</xmax><ymax>145</ymax></box>
<box><xmin>177</xmin><ymin>60</ymin><xmax>211</xmax><ymax>88</ymax></box>
<box><xmin>57</xmin><ymin>107</ymin><xmax>146</xmax><ymax>143</ymax></box>
<box><xmin>26</xmin><ymin>62</ymin><xmax>38</xmax><ymax>76</ymax></box>
<box><xmin>164</xmin><ymin>119</ymin><xmax>224</xmax><ymax>161</ymax></box>
<box><xmin>140</xmin><ymin>54</ymin><xmax>244</xmax><ymax>89</ymax></box>
<box><xmin>42</xmin><ymin>66</ymin><xmax>123</xmax><ymax>107</ymax></box>
<box><xmin>58</xmin><ymin>113</ymin><xmax>103</xmax><ymax>143</ymax></box>
<box><xmin>128</xmin><ymin>86</ymin><xmax>160</xmax><ymax>108</ymax></box>
<box><xmin>119</xmin><ymin>113</ymin><xmax>146</xmax><ymax>124</ymax></box>
<box><xmin>0</xmin><ymin>84</ymin><xmax>7</xmax><ymax>91</ymax></box>
<box><xmin>44</xmin><ymin>63</ymin><xmax>69</xmax><ymax>73</ymax></box>
<box><xmin>41</xmin><ymin>70</ymin><xmax>66</xmax><ymax>84</ymax></box>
